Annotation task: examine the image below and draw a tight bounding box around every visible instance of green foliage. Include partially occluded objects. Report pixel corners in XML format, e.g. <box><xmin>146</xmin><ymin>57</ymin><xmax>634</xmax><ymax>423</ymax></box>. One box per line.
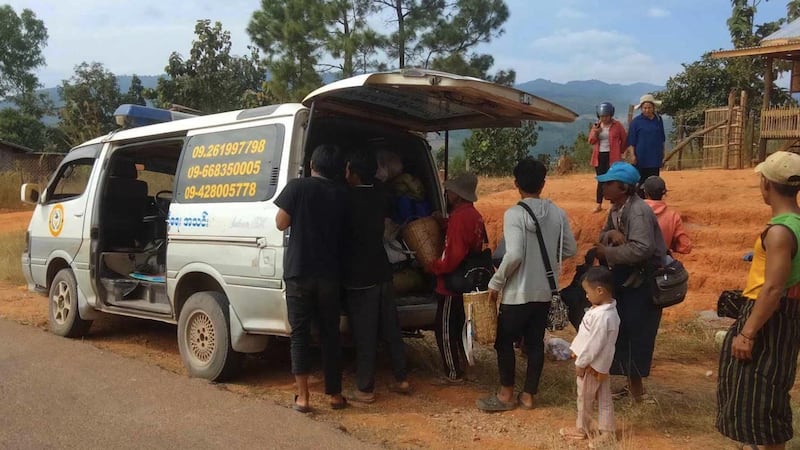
<box><xmin>324</xmin><ymin>0</ymin><xmax>386</xmax><ymax>77</ymax></box>
<box><xmin>57</xmin><ymin>62</ymin><xmax>124</xmax><ymax>147</ymax></box>
<box><xmin>0</xmin><ymin>6</ymin><xmax>48</xmax><ymax>100</ymax></box>
<box><xmin>123</xmin><ymin>75</ymin><xmax>146</xmax><ymax>106</ymax></box>
<box><xmin>0</xmin><ymin>108</ymin><xmax>46</xmax><ymax>150</ymax></box>
<box><xmin>152</xmin><ymin>20</ymin><xmax>266</xmax><ymax>112</ymax></box>
<box><xmin>248</xmin><ymin>0</ymin><xmax>327</xmax><ymax>102</ymax></box>
<box><xmin>569</xmin><ymin>132</ymin><xmax>592</xmax><ymax>169</ymax></box>
<box><xmin>553</xmin><ymin>131</ymin><xmax>592</xmax><ymax>171</ymax></box>
<box><xmin>463</xmin><ymin>122</ymin><xmax>538</xmax><ymax>176</ymax></box>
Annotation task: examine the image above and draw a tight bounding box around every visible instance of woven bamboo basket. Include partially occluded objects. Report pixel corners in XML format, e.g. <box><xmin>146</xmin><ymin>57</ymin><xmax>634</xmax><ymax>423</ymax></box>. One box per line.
<box><xmin>463</xmin><ymin>290</ymin><xmax>497</xmax><ymax>346</ymax></box>
<box><xmin>401</xmin><ymin>216</ymin><xmax>443</xmax><ymax>268</ymax></box>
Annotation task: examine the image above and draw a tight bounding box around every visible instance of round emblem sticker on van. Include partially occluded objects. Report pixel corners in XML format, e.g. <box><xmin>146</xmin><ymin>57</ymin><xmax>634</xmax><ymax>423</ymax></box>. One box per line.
<box><xmin>48</xmin><ymin>204</ymin><xmax>64</xmax><ymax>237</ymax></box>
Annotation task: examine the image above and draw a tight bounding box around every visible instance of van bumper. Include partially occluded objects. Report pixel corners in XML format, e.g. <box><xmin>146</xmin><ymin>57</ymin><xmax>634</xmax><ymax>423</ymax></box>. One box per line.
<box><xmin>396</xmin><ymin>295</ymin><xmax>438</xmax><ymax>331</ymax></box>
<box><xmin>21</xmin><ymin>253</ymin><xmax>35</xmax><ymax>292</ymax></box>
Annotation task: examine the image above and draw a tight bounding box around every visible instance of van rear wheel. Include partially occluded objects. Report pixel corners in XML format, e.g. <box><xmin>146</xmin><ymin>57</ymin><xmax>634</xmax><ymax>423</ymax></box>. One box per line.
<box><xmin>177</xmin><ymin>291</ymin><xmax>242</xmax><ymax>381</ymax></box>
<box><xmin>48</xmin><ymin>268</ymin><xmax>92</xmax><ymax>337</ymax></box>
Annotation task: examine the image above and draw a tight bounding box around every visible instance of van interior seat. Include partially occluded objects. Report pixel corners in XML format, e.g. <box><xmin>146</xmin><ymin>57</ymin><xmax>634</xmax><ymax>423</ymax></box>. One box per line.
<box><xmin>103</xmin><ymin>158</ymin><xmax>148</xmax><ymax>250</ymax></box>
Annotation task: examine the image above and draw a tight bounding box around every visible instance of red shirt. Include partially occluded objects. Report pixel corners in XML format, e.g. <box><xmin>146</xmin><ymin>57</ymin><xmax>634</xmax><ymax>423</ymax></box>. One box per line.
<box><xmin>588</xmin><ymin>119</ymin><xmax>627</xmax><ymax>167</ymax></box>
<box><xmin>429</xmin><ymin>202</ymin><xmax>485</xmax><ymax>296</ymax></box>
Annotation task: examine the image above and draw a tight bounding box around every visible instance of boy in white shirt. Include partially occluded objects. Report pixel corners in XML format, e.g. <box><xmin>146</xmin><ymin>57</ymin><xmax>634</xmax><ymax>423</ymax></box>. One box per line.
<box><xmin>561</xmin><ymin>266</ymin><xmax>620</xmax><ymax>444</ymax></box>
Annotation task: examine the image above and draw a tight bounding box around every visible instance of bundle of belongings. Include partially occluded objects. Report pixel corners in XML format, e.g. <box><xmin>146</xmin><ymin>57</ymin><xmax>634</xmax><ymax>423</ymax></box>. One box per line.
<box><xmin>377</xmin><ymin>151</ymin><xmax>438</xmax><ymax>295</ymax></box>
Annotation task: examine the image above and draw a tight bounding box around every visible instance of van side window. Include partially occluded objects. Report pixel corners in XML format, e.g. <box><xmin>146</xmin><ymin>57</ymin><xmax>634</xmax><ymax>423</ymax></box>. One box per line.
<box><xmin>46</xmin><ymin>158</ymin><xmax>95</xmax><ymax>203</ymax></box>
<box><xmin>174</xmin><ymin>124</ymin><xmax>285</xmax><ymax>204</ymax></box>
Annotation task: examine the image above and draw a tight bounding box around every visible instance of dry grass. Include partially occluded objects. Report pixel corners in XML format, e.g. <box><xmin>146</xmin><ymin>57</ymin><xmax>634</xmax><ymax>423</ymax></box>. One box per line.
<box><xmin>0</xmin><ymin>230</ymin><xmax>26</xmax><ymax>285</ymax></box>
<box><xmin>0</xmin><ymin>171</ymin><xmax>31</xmax><ymax>211</ymax></box>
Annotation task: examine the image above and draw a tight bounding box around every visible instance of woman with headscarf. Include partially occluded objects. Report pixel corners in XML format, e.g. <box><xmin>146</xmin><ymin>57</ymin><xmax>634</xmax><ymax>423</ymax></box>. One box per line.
<box><xmin>588</xmin><ymin>102</ymin><xmax>627</xmax><ymax>213</ymax></box>
<box><xmin>594</xmin><ymin>162</ymin><xmax>666</xmax><ymax>402</ymax></box>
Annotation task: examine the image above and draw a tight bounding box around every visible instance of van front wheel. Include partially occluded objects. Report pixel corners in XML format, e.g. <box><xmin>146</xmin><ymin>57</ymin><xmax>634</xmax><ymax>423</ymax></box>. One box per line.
<box><xmin>49</xmin><ymin>268</ymin><xmax>92</xmax><ymax>337</ymax></box>
<box><xmin>177</xmin><ymin>291</ymin><xmax>242</xmax><ymax>381</ymax></box>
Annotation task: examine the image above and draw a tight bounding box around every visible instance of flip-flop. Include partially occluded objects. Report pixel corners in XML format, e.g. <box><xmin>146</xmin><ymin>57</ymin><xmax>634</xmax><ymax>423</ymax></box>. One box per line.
<box><xmin>476</xmin><ymin>394</ymin><xmax>517</xmax><ymax>412</ymax></box>
<box><xmin>330</xmin><ymin>397</ymin><xmax>348</xmax><ymax>410</ymax></box>
<box><xmin>292</xmin><ymin>395</ymin><xmax>311</xmax><ymax>414</ymax></box>
<box><xmin>559</xmin><ymin>427</ymin><xmax>587</xmax><ymax>440</ymax></box>
<box><xmin>348</xmin><ymin>390</ymin><xmax>376</xmax><ymax>404</ymax></box>
<box><xmin>388</xmin><ymin>382</ymin><xmax>412</xmax><ymax>395</ymax></box>
<box><xmin>517</xmin><ymin>392</ymin><xmax>534</xmax><ymax>410</ymax></box>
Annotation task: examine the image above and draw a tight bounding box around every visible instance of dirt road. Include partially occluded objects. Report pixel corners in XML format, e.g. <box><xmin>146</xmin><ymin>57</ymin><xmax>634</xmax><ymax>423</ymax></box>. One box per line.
<box><xmin>0</xmin><ymin>169</ymin><xmax>792</xmax><ymax>449</ymax></box>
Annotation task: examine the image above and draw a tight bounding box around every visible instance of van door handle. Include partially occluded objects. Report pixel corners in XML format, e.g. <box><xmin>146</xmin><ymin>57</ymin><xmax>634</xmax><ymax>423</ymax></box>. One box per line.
<box><xmin>74</xmin><ymin>213</ymin><xmax>84</xmax><ymax>217</ymax></box>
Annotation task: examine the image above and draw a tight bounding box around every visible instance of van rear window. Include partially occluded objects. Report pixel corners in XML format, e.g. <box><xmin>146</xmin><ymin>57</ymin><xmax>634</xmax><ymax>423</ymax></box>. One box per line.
<box><xmin>174</xmin><ymin>124</ymin><xmax>285</xmax><ymax>203</ymax></box>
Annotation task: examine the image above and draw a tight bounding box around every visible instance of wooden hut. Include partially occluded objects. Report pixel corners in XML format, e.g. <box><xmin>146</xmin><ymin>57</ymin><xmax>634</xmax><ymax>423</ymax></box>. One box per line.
<box><xmin>712</xmin><ymin>18</ymin><xmax>800</xmax><ymax>161</ymax></box>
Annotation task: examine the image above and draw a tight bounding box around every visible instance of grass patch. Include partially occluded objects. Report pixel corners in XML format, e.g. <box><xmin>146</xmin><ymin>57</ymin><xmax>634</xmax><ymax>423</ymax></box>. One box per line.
<box><xmin>656</xmin><ymin>319</ymin><xmax>718</xmax><ymax>363</ymax></box>
<box><xmin>0</xmin><ymin>171</ymin><xmax>31</xmax><ymax>211</ymax></box>
<box><xmin>0</xmin><ymin>230</ymin><xmax>26</xmax><ymax>284</ymax></box>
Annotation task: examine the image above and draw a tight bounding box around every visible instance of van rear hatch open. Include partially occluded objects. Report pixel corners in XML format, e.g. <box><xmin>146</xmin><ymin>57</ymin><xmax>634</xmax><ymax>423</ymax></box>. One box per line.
<box><xmin>303</xmin><ymin>69</ymin><xmax>578</xmax><ymax>132</ymax></box>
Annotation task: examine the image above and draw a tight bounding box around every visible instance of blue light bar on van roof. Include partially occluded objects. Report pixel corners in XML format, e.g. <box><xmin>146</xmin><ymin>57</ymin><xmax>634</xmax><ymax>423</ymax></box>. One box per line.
<box><xmin>114</xmin><ymin>104</ymin><xmax>196</xmax><ymax>128</ymax></box>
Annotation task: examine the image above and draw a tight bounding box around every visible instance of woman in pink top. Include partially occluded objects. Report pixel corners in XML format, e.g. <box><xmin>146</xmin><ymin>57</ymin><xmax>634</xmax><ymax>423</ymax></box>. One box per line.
<box><xmin>588</xmin><ymin>102</ymin><xmax>628</xmax><ymax>213</ymax></box>
<box><xmin>642</xmin><ymin>176</ymin><xmax>692</xmax><ymax>254</ymax></box>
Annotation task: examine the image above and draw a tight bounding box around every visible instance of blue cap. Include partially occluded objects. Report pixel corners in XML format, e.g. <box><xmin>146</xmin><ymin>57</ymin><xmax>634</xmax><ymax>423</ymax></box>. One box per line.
<box><xmin>596</xmin><ymin>162</ymin><xmax>640</xmax><ymax>185</ymax></box>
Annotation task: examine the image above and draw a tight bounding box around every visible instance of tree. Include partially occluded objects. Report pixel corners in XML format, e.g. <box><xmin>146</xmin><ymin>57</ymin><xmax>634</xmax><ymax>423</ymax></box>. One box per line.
<box><xmin>374</xmin><ymin>0</ymin><xmax>444</xmax><ymax>68</ymax></box>
<box><xmin>122</xmin><ymin>75</ymin><xmax>147</xmax><ymax>106</ymax></box>
<box><xmin>323</xmin><ymin>0</ymin><xmax>386</xmax><ymax>77</ymax></box>
<box><xmin>57</xmin><ymin>62</ymin><xmax>124</xmax><ymax>147</ymax></box>
<box><xmin>153</xmin><ymin>20</ymin><xmax>266</xmax><ymax>112</ymax></box>
<box><xmin>0</xmin><ymin>6</ymin><xmax>48</xmax><ymax>101</ymax></box>
<box><xmin>248</xmin><ymin>0</ymin><xmax>328</xmax><ymax>102</ymax></box>
<box><xmin>0</xmin><ymin>108</ymin><xmax>47</xmax><ymax>150</ymax></box>
<box><xmin>463</xmin><ymin>121</ymin><xmax>538</xmax><ymax>176</ymax></box>
<box><xmin>374</xmin><ymin>0</ymin><xmax>508</xmax><ymax>74</ymax></box>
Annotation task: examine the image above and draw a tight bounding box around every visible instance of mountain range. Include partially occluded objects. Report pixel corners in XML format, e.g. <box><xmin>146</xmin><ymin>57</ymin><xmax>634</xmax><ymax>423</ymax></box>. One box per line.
<box><xmin>26</xmin><ymin>75</ymin><xmax>667</xmax><ymax>154</ymax></box>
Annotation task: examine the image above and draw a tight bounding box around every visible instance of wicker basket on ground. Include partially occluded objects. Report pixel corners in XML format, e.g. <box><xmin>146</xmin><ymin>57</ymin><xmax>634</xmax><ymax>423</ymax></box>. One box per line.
<box><xmin>401</xmin><ymin>216</ymin><xmax>443</xmax><ymax>268</ymax></box>
<box><xmin>463</xmin><ymin>290</ymin><xmax>497</xmax><ymax>346</ymax></box>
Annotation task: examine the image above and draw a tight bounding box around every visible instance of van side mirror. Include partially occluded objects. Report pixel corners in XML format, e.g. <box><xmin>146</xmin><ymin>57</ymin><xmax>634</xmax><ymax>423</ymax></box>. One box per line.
<box><xmin>21</xmin><ymin>183</ymin><xmax>40</xmax><ymax>205</ymax></box>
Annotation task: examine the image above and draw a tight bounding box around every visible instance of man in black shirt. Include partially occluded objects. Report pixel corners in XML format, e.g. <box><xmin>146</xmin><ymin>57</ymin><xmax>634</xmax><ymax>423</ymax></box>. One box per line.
<box><xmin>275</xmin><ymin>144</ymin><xmax>347</xmax><ymax>412</ymax></box>
<box><xmin>343</xmin><ymin>149</ymin><xmax>410</xmax><ymax>403</ymax></box>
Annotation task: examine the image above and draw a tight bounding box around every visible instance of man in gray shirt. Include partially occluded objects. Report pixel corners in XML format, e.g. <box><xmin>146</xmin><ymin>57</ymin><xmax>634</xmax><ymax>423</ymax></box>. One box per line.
<box><xmin>477</xmin><ymin>158</ymin><xmax>577</xmax><ymax>412</ymax></box>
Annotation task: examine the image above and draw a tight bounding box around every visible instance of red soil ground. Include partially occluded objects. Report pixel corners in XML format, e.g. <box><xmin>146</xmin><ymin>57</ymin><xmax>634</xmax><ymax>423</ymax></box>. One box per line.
<box><xmin>0</xmin><ymin>169</ymin><xmax>780</xmax><ymax>449</ymax></box>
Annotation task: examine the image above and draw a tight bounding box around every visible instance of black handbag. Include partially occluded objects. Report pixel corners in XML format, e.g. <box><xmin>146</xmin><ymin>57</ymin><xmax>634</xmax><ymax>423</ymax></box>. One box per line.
<box><xmin>444</xmin><ymin>224</ymin><xmax>494</xmax><ymax>294</ymax></box>
<box><xmin>652</xmin><ymin>258</ymin><xmax>689</xmax><ymax>308</ymax></box>
<box><xmin>717</xmin><ymin>289</ymin><xmax>746</xmax><ymax>319</ymax></box>
<box><xmin>517</xmin><ymin>201</ymin><xmax>569</xmax><ymax>331</ymax></box>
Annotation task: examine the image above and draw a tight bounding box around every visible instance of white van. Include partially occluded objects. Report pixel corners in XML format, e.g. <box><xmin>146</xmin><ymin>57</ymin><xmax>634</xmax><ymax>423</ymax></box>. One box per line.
<box><xmin>20</xmin><ymin>69</ymin><xmax>576</xmax><ymax>381</ymax></box>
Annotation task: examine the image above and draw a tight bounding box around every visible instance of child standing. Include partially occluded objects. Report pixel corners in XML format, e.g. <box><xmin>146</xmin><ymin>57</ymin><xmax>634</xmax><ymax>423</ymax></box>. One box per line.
<box><xmin>560</xmin><ymin>266</ymin><xmax>620</xmax><ymax>444</ymax></box>
<box><xmin>643</xmin><ymin>175</ymin><xmax>692</xmax><ymax>255</ymax></box>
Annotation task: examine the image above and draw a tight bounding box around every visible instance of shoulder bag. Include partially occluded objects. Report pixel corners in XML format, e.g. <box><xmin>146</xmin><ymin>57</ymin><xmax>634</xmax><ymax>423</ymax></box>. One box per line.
<box><xmin>444</xmin><ymin>224</ymin><xmax>494</xmax><ymax>294</ymax></box>
<box><xmin>517</xmin><ymin>201</ymin><xmax>569</xmax><ymax>331</ymax></box>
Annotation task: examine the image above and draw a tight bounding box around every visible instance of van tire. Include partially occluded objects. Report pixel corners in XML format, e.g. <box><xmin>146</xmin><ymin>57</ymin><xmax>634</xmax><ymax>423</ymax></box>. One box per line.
<box><xmin>48</xmin><ymin>268</ymin><xmax>92</xmax><ymax>337</ymax></box>
<box><xmin>177</xmin><ymin>291</ymin><xmax>242</xmax><ymax>381</ymax></box>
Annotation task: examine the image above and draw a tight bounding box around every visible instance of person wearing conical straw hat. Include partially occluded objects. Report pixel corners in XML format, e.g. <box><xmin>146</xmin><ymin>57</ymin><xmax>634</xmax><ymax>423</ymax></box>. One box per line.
<box><xmin>625</xmin><ymin>94</ymin><xmax>665</xmax><ymax>193</ymax></box>
<box><xmin>426</xmin><ymin>172</ymin><xmax>486</xmax><ymax>385</ymax></box>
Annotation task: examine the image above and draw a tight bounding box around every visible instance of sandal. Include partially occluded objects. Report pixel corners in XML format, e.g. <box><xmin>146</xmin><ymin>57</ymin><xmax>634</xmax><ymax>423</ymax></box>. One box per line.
<box><xmin>330</xmin><ymin>397</ymin><xmax>348</xmax><ymax>410</ymax></box>
<box><xmin>476</xmin><ymin>394</ymin><xmax>517</xmax><ymax>412</ymax></box>
<box><xmin>349</xmin><ymin>390</ymin><xmax>376</xmax><ymax>404</ymax></box>
<box><xmin>292</xmin><ymin>395</ymin><xmax>311</xmax><ymax>414</ymax></box>
<box><xmin>388</xmin><ymin>382</ymin><xmax>412</xmax><ymax>395</ymax></box>
<box><xmin>611</xmin><ymin>386</ymin><xmax>630</xmax><ymax>400</ymax></box>
<box><xmin>517</xmin><ymin>392</ymin><xmax>534</xmax><ymax>410</ymax></box>
<box><xmin>559</xmin><ymin>427</ymin><xmax>588</xmax><ymax>440</ymax></box>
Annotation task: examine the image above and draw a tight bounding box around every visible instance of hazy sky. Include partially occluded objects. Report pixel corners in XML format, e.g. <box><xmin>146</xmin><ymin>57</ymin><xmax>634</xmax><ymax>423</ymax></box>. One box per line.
<box><xmin>10</xmin><ymin>0</ymin><xmax>793</xmax><ymax>88</ymax></box>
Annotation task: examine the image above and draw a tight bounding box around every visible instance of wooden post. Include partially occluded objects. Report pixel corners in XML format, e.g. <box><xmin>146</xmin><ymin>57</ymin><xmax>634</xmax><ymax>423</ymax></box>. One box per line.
<box><xmin>676</xmin><ymin>115</ymin><xmax>685</xmax><ymax>170</ymax></box>
<box><xmin>627</xmin><ymin>104</ymin><xmax>635</xmax><ymax>130</ymax></box>
<box><xmin>722</xmin><ymin>90</ymin><xmax>736</xmax><ymax>169</ymax></box>
<box><xmin>758</xmin><ymin>57</ymin><xmax>774</xmax><ymax>162</ymax></box>
<box><xmin>739</xmin><ymin>90</ymin><xmax>749</xmax><ymax>169</ymax></box>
